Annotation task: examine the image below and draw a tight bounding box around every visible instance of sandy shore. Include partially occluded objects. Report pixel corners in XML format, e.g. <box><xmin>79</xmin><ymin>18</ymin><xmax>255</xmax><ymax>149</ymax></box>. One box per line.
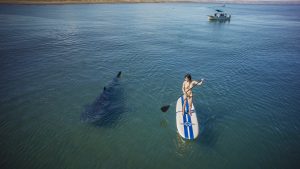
<box><xmin>0</xmin><ymin>0</ymin><xmax>299</xmax><ymax>4</ymax></box>
<box><xmin>1</xmin><ymin>0</ymin><xmax>182</xmax><ymax>4</ymax></box>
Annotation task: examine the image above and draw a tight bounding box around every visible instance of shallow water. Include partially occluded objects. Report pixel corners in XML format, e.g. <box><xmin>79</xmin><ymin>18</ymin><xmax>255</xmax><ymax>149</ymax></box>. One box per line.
<box><xmin>0</xmin><ymin>3</ymin><xmax>300</xmax><ymax>169</ymax></box>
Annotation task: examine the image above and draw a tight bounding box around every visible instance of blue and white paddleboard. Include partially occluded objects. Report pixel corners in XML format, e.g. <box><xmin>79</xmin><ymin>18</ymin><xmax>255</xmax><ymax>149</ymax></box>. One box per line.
<box><xmin>176</xmin><ymin>96</ymin><xmax>199</xmax><ymax>140</ymax></box>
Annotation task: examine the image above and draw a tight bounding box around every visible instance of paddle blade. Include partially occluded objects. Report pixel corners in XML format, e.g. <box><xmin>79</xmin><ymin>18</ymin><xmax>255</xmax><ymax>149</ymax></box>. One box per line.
<box><xmin>161</xmin><ymin>105</ymin><xmax>170</xmax><ymax>112</ymax></box>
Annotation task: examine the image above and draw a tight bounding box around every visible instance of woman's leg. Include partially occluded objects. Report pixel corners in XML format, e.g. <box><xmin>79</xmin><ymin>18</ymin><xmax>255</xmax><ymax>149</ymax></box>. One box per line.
<box><xmin>182</xmin><ymin>94</ymin><xmax>187</xmax><ymax>115</ymax></box>
<box><xmin>188</xmin><ymin>97</ymin><xmax>193</xmax><ymax>116</ymax></box>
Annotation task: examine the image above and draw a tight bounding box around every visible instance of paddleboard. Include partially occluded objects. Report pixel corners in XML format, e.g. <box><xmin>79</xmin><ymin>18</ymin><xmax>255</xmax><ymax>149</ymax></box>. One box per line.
<box><xmin>176</xmin><ymin>96</ymin><xmax>199</xmax><ymax>140</ymax></box>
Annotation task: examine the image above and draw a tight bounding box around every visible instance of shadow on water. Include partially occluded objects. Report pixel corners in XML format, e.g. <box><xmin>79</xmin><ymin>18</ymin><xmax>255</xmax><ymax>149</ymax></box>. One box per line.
<box><xmin>198</xmin><ymin>113</ymin><xmax>220</xmax><ymax>147</ymax></box>
<box><xmin>81</xmin><ymin>72</ymin><xmax>125</xmax><ymax>128</ymax></box>
<box><xmin>175</xmin><ymin>132</ymin><xmax>194</xmax><ymax>157</ymax></box>
<box><xmin>160</xmin><ymin>118</ymin><xmax>168</xmax><ymax>128</ymax></box>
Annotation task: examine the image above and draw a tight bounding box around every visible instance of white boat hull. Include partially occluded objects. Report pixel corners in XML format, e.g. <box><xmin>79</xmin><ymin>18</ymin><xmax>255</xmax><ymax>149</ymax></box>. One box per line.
<box><xmin>208</xmin><ymin>15</ymin><xmax>231</xmax><ymax>21</ymax></box>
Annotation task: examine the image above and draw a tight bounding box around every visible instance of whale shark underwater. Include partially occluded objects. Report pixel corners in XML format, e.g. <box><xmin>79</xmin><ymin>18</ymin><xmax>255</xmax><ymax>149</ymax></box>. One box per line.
<box><xmin>81</xmin><ymin>71</ymin><xmax>124</xmax><ymax>127</ymax></box>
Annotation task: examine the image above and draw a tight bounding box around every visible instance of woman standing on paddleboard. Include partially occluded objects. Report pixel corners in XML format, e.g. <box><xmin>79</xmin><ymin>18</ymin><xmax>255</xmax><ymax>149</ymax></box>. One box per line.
<box><xmin>182</xmin><ymin>74</ymin><xmax>204</xmax><ymax>116</ymax></box>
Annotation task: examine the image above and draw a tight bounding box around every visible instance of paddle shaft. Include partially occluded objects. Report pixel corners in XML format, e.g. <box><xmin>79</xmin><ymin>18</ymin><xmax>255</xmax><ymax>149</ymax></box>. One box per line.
<box><xmin>160</xmin><ymin>79</ymin><xmax>203</xmax><ymax>112</ymax></box>
<box><xmin>179</xmin><ymin>80</ymin><xmax>202</xmax><ymax>100</ymax></box>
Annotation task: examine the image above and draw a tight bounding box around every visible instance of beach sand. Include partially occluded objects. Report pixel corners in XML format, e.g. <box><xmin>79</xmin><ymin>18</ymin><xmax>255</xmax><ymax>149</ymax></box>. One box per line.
<box><xmin>0</xmin><ymin>0</ymin><xmax>179</xmax><ymax>4</ymax></box>
<box><xmin>0</xmin><ymin>0</ymin><xmax>299</xmax><ymax>4</ymax></box>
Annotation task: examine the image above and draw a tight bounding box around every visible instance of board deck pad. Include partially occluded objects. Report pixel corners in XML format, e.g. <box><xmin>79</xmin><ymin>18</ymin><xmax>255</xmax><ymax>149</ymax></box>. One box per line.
<box><xmin>176</xmin><ymin>96</ymin><xmax>199</xmax><ymax>140</ymax></box>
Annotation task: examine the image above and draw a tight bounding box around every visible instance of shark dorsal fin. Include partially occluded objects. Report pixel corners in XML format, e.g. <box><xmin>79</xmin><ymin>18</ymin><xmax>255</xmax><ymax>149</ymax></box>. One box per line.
<box><xmin>117</xmin><ymin>71</ymin><xmax>122</xmax><ymax>78</ymax></box>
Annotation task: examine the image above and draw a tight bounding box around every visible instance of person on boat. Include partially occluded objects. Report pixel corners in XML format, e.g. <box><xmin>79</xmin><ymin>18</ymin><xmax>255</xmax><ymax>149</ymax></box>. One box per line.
<box><xmin>182</xmin><ymin>74</ymin><xmax>204</xmax><ymax>116</ymax></box>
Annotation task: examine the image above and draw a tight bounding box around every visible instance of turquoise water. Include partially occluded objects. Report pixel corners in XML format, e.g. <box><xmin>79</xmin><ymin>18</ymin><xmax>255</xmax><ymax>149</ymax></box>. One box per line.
<box><xmin>1</xmin><ymin>3</ymin><xmax>300</xmax><ymax>169</ymax></box>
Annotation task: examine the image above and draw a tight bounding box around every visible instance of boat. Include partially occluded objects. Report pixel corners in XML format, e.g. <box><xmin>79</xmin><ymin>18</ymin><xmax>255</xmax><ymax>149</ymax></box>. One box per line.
<box><xmin>208</xmin><ymin>9</ymin><xmax>231</xmax><ymax>21</ymax></box>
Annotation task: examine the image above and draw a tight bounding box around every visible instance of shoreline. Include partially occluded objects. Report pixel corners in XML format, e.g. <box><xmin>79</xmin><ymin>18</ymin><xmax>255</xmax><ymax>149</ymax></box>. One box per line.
<box><xmin>0</xmin><ymin>0</ymin><xmax>300</xmax><ymax>5</ymax></box>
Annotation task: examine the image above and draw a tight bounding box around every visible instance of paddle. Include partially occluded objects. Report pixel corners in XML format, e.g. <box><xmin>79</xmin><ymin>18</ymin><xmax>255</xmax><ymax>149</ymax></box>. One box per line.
<box><xmin>160</xmin><ymin>79</ymin><xmax>204</xmax><ymax>112</ymax></box>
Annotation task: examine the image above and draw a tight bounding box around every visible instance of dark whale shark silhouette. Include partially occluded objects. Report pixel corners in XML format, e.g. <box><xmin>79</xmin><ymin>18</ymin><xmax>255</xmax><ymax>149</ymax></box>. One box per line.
<box><xmin>81</xmin><ymin>71</ymin><xmax>124</xmax><ymax>127</ymax></box>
